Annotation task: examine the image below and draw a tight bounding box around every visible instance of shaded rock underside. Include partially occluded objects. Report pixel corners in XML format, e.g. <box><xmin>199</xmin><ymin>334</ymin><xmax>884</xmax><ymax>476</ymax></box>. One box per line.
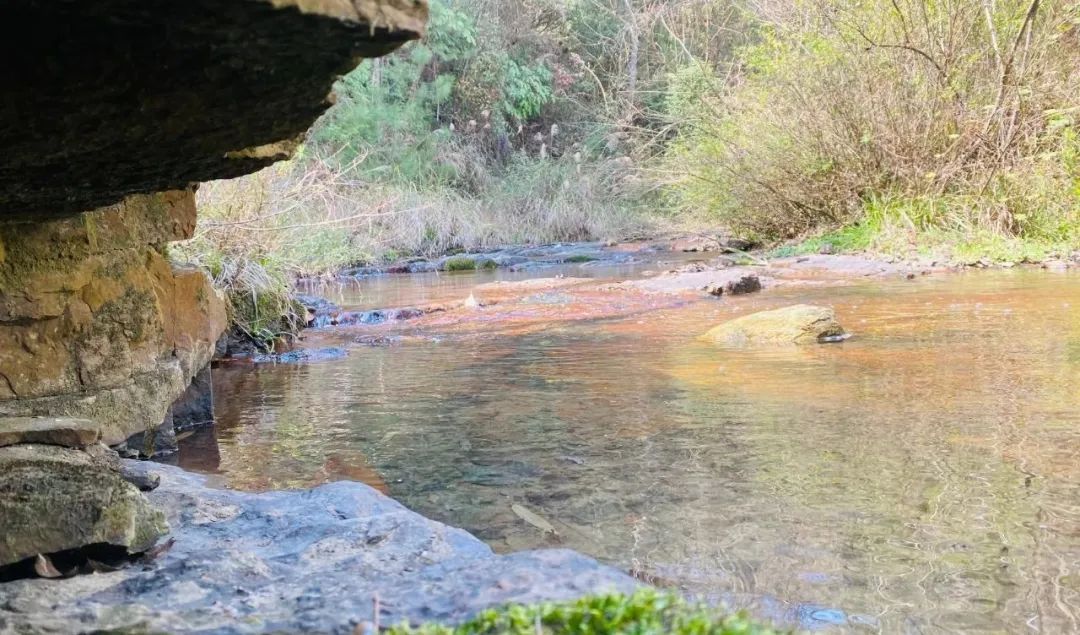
<box><xmin>0</xmin><ymin>0</ymin><xmax>425</xmax><ymax>219</ymax></box>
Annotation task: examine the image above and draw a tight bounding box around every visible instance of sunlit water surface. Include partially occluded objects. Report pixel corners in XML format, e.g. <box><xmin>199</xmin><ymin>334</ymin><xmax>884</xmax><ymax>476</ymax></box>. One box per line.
<box><xmin>181</xmin><ymin>265</ymin><xmax>1080</xmax><ymax>633</ymax></box>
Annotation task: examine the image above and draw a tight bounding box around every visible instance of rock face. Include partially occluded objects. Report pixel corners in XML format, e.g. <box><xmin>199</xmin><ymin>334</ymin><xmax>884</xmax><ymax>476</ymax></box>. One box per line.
<box><xmin>0</xmin><ymin>463</ymin><xmax>638</xmax><ymax>633</ymax></box>
<box><xmin>0</xmin><ymin>0</ymin><xmax>428</xmax><ymax>219</ymax></box>
<box><xmin>0</xmin><ymin>0</ymin><xmax>429</xmax><ymax>442</ymax></box>
<box><xmin>0</xmin><ymin>192</ymin><xmax>228</xmax><ymax>445</ymax></box>
<box><xmin>0</xmin><ymin>445</ymin><xmax>167</xmax><ymax>568</ymax></box>
<box><xmin>702</xmin><ymin>304</ymin><xmax>847</xmax><ymax>346</ymax></box>
<box><xmin>0</xmin><ymin>0</ymin><xmax>439</xmax><ymax>604</ymax></box>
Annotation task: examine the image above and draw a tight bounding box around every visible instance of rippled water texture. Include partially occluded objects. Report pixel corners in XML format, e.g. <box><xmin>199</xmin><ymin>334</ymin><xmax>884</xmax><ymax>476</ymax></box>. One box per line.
<box><xmin>182</xmin><ymin>264</ymin><xmax>1080</xmax><ymax>632</ymax></box>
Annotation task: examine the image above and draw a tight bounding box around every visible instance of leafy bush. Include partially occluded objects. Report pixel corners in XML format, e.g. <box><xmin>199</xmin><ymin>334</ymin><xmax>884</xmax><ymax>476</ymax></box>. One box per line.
<box><xmin>388</xmin><ymin>590</ymin><xmax>783</xmax><ymax>635</ymax></box>
<box><xmin>663</xmin><ymin>0</ymin><xmax>1080</xmax><ymax>257</ymax></box>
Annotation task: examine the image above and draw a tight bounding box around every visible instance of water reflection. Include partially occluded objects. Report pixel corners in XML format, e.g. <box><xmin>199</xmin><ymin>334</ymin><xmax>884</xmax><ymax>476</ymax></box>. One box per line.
<box><xmin>181</xmin><ymin>270</ymin><xmax>1080</xmax><ymax>632</ymax></box>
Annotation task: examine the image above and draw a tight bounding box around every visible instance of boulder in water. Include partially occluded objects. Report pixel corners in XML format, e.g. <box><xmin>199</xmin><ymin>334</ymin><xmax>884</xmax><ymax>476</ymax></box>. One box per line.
<box><xmin>702</xmin><ymin>304</ymin><xmax>846</xmax><ymax>346</ymax></box>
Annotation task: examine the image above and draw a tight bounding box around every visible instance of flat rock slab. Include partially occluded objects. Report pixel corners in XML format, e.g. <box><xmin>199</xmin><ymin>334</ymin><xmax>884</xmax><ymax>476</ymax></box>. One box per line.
<box><xmin>0</xmin><ymin>417</ymin><xmax>101</xmax><ymax>448</ymax></box>
<box><xmin>0</xmin><ymin>464</ymin><xmax>638</xmax><ymax>634</ymax></box>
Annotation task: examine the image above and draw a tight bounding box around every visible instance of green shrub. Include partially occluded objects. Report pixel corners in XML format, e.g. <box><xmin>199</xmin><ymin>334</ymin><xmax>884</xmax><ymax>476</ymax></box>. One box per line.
<box><xmin>662</xmin><ymin>0</ymin><xmax>1080</xmax><ymax>254</ymax></box>
<box><xmin>444</xmin><ymin>256</ymin><xmax>478</xmax><ymax>271</ymax></box>
<box><xmin>388</xmin><ymin>590</ymin><xmax>783</xmax><ymax>635</ymax></box>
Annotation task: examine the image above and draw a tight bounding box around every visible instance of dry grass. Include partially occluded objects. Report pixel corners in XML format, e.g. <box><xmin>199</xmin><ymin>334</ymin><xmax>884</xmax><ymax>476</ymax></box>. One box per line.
<box><xmin>179</xmin><ymin>148</ymin><xmax>654</xmax><ymax>279</ymax></box>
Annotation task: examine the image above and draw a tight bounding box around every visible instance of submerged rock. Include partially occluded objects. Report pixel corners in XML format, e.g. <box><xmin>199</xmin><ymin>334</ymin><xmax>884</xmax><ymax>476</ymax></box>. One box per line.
<box><xmin>355</xmin><ymin>334</ymin><xmax>404</xmax><ymax>347</ymax></box>
<box><xmin>702</xmin><ymin>304</ymin><xmax>847</xmax><ymax>346</ymax></box>
<box><xmin>253</xmin><ymin>347</ymin><xmax>349</xmax><ymax>364</ymax></box>
<box><xmin>0</xmin><ymin>444</ymin><xmax>167</xmax><ymax>568</ymax></box>
<box><xmin>0</xmin><ymin>464</ymin><xmax>637</xmax><ymax>633</ymax></box>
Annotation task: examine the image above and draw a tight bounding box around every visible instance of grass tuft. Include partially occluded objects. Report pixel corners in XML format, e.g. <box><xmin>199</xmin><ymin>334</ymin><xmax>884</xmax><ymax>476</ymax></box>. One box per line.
<box><xmin>444</xmin><ymin>256</ymin><xmax>478</xmax><ymax>271</ymax></box>
<box><xmin>388</xmin><ymin>590</ymin><xmax>783</xmax><ymax>635</ymax></box>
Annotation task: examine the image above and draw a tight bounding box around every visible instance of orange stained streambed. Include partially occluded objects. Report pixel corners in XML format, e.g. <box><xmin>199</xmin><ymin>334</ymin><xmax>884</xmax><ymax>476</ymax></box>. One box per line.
<box><xmin>180</xmin><ymin>260</ymin><xmax>1080</xmax><ymax>633</ymax></box>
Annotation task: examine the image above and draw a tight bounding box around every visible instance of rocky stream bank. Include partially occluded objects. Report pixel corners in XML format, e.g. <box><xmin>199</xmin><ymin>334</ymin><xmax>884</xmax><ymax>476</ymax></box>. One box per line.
<box><xmin>1</xmin><ymin>461</ymin><xmax>636</xmax><ymax>634</ymax></box>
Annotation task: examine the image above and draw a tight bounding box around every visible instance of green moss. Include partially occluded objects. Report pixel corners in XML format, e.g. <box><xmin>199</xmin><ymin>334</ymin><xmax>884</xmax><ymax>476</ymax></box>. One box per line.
<box><xmin>388</xmin><ymin>590</ymin><xmax>783</xmax><ymax>635</ymax></box>
<box><xmin>444</xmin><ymin>256</ymin><xmax>477</xmax><ymax>271</ymax></box>
<box><xmin>564</xmin><ymin>254</ymin><xmax>597</xmax><ymax>263</ymax></box>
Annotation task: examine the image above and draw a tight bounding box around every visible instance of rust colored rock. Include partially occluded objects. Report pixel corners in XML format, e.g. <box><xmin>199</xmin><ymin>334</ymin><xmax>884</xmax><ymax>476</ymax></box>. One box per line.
<box><xmin>0</xmin><ymin>0</ymin><xmax>429</xmax><ymax>444</ymax></box>
<box><xmin>0</xmin><ymin>193</ymin><xmax>228</xmax><ymax>445</ymax></box>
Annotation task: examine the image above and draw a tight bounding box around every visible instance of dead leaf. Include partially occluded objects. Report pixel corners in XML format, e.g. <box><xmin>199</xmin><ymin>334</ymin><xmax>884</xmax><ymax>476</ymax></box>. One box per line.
<box><xmin>511</xmin><ymin>503</ymin><xmax>558</xmax><ymax>536</ymax></box>
<box><xmin>86</xmin><ymin>558</ymin><xmax>122</xmax><ymax>573</ymax></box>
<box><xmin>34</xmin><ymin>554</ymin><xmax>63</xmax><ymax>579</ymax></box>
<box><xmin>141</xmin><ymin>537</ymin><xmax>176</xmax><ymax>562</ymax></box>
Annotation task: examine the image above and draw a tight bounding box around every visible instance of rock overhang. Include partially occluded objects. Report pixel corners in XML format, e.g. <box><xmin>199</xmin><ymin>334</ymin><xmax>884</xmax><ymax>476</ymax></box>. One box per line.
<box><xmin>0</xmin><ymin>0</ymin><xmax>428</xmax><ymax>220</ymax></box>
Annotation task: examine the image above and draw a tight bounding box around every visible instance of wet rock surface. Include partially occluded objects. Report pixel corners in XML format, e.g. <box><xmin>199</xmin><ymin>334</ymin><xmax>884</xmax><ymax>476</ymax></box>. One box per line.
<box><xmin>0</xmin><ymin>463</ymin><xmax>638</xmax><ymax>634</ymax></box>
<box><xmin>702</xmin><ymin>304</ymin><xmax>847</xmax><ymax>346</ymax></box>
<box><xmin>0</xmin><ymin>445</ymin><xmax>167</xmax><ymax>569</ymax></box>
<box><xmin>253</xmin><ymin>347</ymin><xmax>350</xmax><ymax>364</ymax></box>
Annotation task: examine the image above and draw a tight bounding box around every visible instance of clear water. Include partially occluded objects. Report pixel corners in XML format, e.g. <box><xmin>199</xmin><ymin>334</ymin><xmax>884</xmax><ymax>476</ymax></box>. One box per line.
<box><xmin>181</xmin><ymin>265</ymin><xmax>1080</xmax><ymax>633</ymax></box>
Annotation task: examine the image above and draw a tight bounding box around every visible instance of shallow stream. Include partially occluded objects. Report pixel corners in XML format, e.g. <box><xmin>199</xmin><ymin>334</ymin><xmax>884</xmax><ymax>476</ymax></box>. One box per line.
<box><xmin>180</xmin><ymin>255</ymin><xmax>1080</xmax><ymax>632</ymax></box>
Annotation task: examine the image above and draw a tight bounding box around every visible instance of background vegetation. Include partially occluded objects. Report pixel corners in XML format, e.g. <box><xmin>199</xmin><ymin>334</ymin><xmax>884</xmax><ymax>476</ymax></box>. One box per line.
<box><xmin>178</xmin><ymin>0</ymin><xmax>1080</xmax><ymax>341</ymax></box>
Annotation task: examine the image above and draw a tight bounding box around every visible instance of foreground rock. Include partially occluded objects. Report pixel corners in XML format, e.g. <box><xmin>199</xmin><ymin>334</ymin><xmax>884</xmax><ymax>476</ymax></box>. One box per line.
<box><xmin>0</xmin><ymin>445</ymin><xmax>167</xmax><ymax>568</ymax></box>
<box><xmin>702</xmin><ymin>304</ymin><xmax>847</xmax><ymax>346</ymax></box>
<box><xmin>0</xmin><ymin>464</ymin><xmax>637</xmax><ymax>634</ymax></box>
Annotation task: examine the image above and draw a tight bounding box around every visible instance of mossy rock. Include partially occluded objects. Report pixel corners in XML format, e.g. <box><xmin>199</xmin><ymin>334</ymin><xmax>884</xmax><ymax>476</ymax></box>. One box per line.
<box><xmin>701</xmin><ymin>304</ymin><xmax>846</xmax><ymax>346</ymax></box>
<box><xmin>0</xmin><ymin>444</ymin><xmax>167</xmax><ymax>567</ymax></box>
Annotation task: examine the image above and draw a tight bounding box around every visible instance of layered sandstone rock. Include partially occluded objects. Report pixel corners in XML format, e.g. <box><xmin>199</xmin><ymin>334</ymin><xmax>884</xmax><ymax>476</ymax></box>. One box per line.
<box><xmin>0</xmin><ymin>1</ymin><xmax>427</xmax><ymax>444</ymax></box>
<box><xmin>0</xmin><ymin>0</ymin><xmax>428</xmax><ymax>582</ymax></box>
<box><xmin>0</xmin><ymin>191</ymin><xmax>227</xmax><ymax>445</ymax></box>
